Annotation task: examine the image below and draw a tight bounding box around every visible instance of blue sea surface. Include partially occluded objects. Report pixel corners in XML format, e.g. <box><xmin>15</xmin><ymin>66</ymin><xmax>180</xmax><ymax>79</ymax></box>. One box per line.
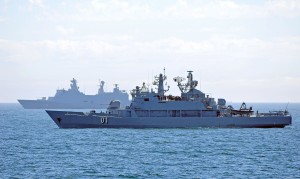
<box><xmin>1</xmin><ymin>103</ymin><xmax>299</xmax><ymax>178</ymax></box>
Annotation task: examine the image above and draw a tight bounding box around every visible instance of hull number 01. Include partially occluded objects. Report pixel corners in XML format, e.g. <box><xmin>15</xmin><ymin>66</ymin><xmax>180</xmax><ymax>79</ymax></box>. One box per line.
<box><xmin>100</xmin><ymin>117</ymin><xmax>108</xmax><ymax>124</ymax></box>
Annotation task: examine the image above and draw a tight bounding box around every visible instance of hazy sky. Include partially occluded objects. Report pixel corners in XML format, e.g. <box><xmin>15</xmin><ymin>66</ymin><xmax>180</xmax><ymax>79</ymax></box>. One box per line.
<box><xmin>0</xmin><ymin>0</ymin><xmax>299</xmax><ymax>103</ymax></box>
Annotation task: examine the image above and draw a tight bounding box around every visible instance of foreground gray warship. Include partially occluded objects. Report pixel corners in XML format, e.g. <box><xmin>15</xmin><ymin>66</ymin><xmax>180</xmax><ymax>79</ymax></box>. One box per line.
<box><xmin>18</xmin><ymin>78</ymin><xmax>130</xmax><ymax>109</ymax></box>
<box><xmin>46</xmin><ymin>70</ymin><xmax>292</xmax><ymax>128</ymax></box>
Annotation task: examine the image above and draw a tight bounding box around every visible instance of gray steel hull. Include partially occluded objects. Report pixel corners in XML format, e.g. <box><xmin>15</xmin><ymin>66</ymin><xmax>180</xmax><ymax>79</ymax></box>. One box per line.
<box><xmin>18</xmin><ymin>100</ymin><xmax>96</xmax><ymax>109</ymax></box>
<box><xmin>18</xmin><ymin>99</ymin><xmax>127</xmax><ymax>109</ymax></box>
<box><xmin>46</xmin><ymin>110</ymin><xmax>292</xmax><ymax>129</ymax></box>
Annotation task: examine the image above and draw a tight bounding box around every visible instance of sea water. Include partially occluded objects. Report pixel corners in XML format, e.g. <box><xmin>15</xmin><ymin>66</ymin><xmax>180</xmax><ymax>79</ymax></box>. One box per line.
<box><xmin>0</xmin><ymin>103</ymin><xmax>299</xmax><ymax>178</ymax></box>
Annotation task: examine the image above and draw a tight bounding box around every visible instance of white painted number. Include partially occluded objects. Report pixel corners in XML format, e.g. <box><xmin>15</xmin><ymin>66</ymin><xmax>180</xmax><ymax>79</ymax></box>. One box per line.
<box><xmin>100</xmin><ymin>117</ymin><xmax>108</xmax><ymax>124</ymax></box>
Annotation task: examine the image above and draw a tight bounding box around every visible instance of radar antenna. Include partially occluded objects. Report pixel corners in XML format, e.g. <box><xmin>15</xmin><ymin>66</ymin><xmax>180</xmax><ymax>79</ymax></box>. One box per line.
<box><xmin>113</xmin><ymin>84</ymin><xmax>119</xmax><ymax>90</ymax></box>
<box><xmin>70</xmin><ymin>78</ymin><xmax>79</xmax><ymax>91</ymax></box>
<box><xmin>173</xmin><ymin>71</ymin><xmax>198</xmax><ymax>93</ymax></box>
<box><xmin>173</xmin><ymin>77</ymin><xmax>185</xmax><ymax>83</ymax></box>
<box><xmin>140</xmin><ymin>82</ymin><xmax>149</xmax><ymax>92</ymax></box>
<box><xmin>98</xmin><ymin>80</ymin><xmax>105</xmax><ymax>94</ymax></box>
<box><xmin>113</xmin><ymin>84</ymin><xmax>120</xmax><ymax>93</ymax></box>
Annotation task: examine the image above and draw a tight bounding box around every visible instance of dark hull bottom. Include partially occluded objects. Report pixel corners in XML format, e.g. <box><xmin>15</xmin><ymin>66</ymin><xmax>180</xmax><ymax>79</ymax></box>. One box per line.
<box><xmin>54</xmin><ymin>125</ymin><xmax>287</xmax><ymax>129</ymax></box>
<box><xmin>46</xmin><ymin>111</ymin><xmax>292</xmax><ymax>129</ymax></box>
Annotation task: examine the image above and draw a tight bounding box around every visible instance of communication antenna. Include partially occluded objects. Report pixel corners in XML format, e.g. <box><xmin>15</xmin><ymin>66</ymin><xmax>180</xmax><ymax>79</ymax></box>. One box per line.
<box><xmin>164</xmin><ymin>68</ymin><xmax>168</xmax><ymax>86</ymax></box>
<box><xmin>148</xmin><ymin>72</ymin><xmax>149</xmax><ymax>89</ymax></box>
<box><xmin>199</xmin><ymin>71</ymin><xmax>202</xmax><ymax>91</ymax></box>
<box><xmin>146</xmin><ymin>71</ymin><xmax>150</xmax><ymax>90</ymax></box>
<box><xmin>146</xmin><ymin>82</ymin><xmax>151</xmax><ymax>90</ymax></box>
<box><xmin>151</xmin><ymin>70</ymin><xmax>153</xmax><ymax>90</ymax></box>
<box><xmin>98</xmin><ymin>79</ymin><xmax>102</xmax><ymax>88</ymax></box>
<box><xmin>285</xmin><ymin>102</ymin><xmax>289</xmax><ymax>111</ymax></box>
<box><xmin>164</xmin><ymin>68</ymin><xmax>170</xmax><ymax>92</ymax></box>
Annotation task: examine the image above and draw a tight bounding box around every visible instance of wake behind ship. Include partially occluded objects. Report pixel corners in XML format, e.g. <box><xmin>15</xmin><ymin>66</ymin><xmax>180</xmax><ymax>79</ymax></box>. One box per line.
<box><xmin>18</xmin><ymin>78</ymin><xmax>130</xmax><ymax>109</ymax></box>
<box><xmin>46</xmin><ymin>70</ymin><xmax>292</xmax><ymax>128</ymax></box>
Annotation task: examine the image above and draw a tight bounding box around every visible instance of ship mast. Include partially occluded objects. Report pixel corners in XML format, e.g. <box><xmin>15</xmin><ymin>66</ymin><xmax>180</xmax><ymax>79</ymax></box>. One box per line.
<box><xmin>70</xmin><ymin>78</ymin><xmax>79</xmax><ymax>92</ymax></box>
<box><xmin>113</xmin><ymin>84</ymin><xmax>119</xmax><ymax>93</ymax></box>
<box><xmin>187</xmin><ymin>70</ymin><xmax>196</xmax><ymax>90</ymax></box>
<box><xmin>153</xmin><ymin>68</ymin><xmax>169</xmax><ymax>96</ymax></box>
<box><xmin>98</xmin><ymin>80</ymin><xmax>105</xmax><ymax>94</ymax></box>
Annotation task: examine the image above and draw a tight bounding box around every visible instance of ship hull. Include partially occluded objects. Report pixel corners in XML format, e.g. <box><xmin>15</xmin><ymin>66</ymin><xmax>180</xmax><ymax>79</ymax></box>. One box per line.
<box><xmin>46</xmin><ymin>110</ymin><xmax>292</xmax><ymax>129</ymax></box>
<box><xmin>18</xmin><ymin>99</ymin><xmax>128</xmax><ymax>109</ymax></box>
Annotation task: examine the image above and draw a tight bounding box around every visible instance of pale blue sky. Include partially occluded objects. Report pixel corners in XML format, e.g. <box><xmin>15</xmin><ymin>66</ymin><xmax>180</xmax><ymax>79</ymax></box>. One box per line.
<box><xmin>0</xmin><ymin>0</ymin><xmax>299</xmax><ymax>102</ymax></box>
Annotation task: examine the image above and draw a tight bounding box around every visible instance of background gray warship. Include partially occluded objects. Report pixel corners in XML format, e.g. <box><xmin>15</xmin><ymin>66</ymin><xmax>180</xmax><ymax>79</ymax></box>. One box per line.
<box><xmin>18</xmin><ymin>78</ymin><xmax>130</xmax><ymax>109</ymax></box>
<box><xmin>46</xmin><ymin>70</ymin><xmax>292</xmax><ymax>128</ymax></box>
